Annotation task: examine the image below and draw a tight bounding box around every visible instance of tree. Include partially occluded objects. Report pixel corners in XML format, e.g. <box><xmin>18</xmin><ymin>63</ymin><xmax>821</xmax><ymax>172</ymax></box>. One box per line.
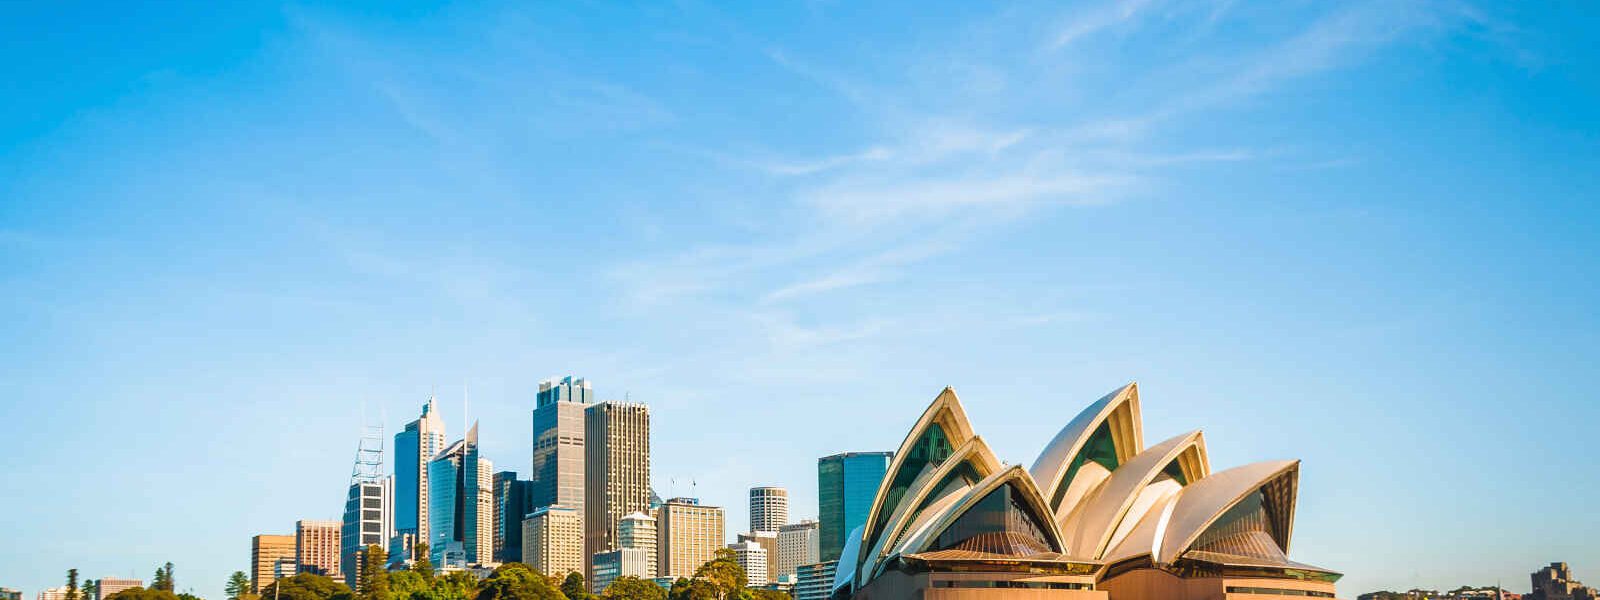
<box><xmin>745</xmin><ymin>591</ymin><xmax>784</xmax><ymax>600</ymax></box>
<box><xmin>67</xmin><ymin>569</ymin><xmax>81</xmax><ymax>600</ymax></box>
<box><xmin>559</xmin><ymin>574</ymin><xmax>590</xmax><ymax>600</ymax></box>
<box><xmin>152</xmin><ymin>563</ymin><xmax>176</xmax><ymax>592</ymax></box>
<box><xmin>664</xmin><ymin>579</ymin><xmax>714</xmax><ymax>600</ymax></box>
<box><xmin>386</xmin><ymin>571</ymin><xmax>428</xmax><ymax>600</ymax></box>
<box><xmin>227</xmin><ymin>572</ymin><xmax>252</xmax><ymax>600</ymax></box>
<box><xmin>85</xmin><ymin>580</ymin><xmax>99</xmax><ymax>600</ymax></box>
<box><xmin>600</xmin><ymin>577</ymin><xmax>663</xmax><ymax>600</ymax></box>
<box><xmin>358</xmin><ymin>546</ymin><xmax>391</xmax><ymax>600</ymax></box>
<box><xmin>258</xmin><ymin>574</ymin><xmax>354</xmax><ymax>600</ymax></box>
<box><xmin>474</xmin><ymin>563</ymin><xmax>563</xmax><ymax>600</ymax></box>
<box><xmin>433</xmin><ymin>571</ymin><xmax>479</xmax><ymax>600</ymax></box>
<box><xmin>106</xmin><ymin>588</ymin><xmax>179</xmax><ymax>600</ymax></box>
<box><xmin>411</xmin><ymin>543</ymin><xmax>434</xmax><ymax>581</ymax></box>
<box><xmin>688</xmin><ymin>550</ymin><xmax>745</xmax><ymax>600</ymax></box>
<box><xmin>178</xmin><ymin>593</ymin><xmax>205</xmax><ymax>600</ymax></box>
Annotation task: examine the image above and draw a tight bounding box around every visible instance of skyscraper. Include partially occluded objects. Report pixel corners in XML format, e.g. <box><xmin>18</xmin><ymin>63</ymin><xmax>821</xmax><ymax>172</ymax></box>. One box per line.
<box><xmin>816</xmin><ymin>451</ymin><xmax>891</xmax><ymax>562</ymax></box>
<box><xmin>618</xmin><ymin>511</ymin><xmax>658</xmax><ymax>579</ymax></box>
<box><xmin>428</xmin><ymin>423</ymin><xmax>494</xmax><ymax>567</ymax></box>
<box><xmin>748</xmin><ymin>487</ymin><xmax>788</xmax><ymax>534</ymax></box>
<box><xmin>295</xmin><ymin>520</ymin><xmax>342</xmax><ymax>578</ymax></box>
<box><xmin>341</xmin><ymin>426</ymin><xmax>391</xmax><ymax>588</ymax></box>
<box><xmin>493</xmin><ymin>471</ymin><xmax>532</xmax><ymax>564</ymax></box>
<box><xmin>531</xmin><ymin>377</ymin><xmax>591</xmax><ymax>515</ymax></box>
<box><xmin>522</xmin><ymin>505</ymin><xmax>584</xmax><ymax>579</ymax></box>
<box><xmin>657</xmin><ymin>497</ymin><xmax>724</xmax><ymax>579</ymax></box>
<box><xmin>394</xmin><ymin>397</ymin><xmax>446</xmax><ymax>550</ymax></box>
<box><xmin>584</xmin><ymin>401</ymin><xmax>650</xmax><ymax>584</ymax></box>
<box><xmin>775</xmin><ymin>520</ymin><xmax>819</xmax><ymax>581</ymax></box>
<box><xmin>251</xmin><ymin>534</ymin><xmax>295</xmax><ymax>593</ymax></box>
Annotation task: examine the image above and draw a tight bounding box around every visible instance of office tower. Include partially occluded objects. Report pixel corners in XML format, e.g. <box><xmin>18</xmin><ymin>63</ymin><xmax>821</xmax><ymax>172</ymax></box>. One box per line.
<box><xmin>251</xmin><ymin>534</ymin><xmax>296</xmax><ymax>592</ymax></box>
<box><xmin>657</xmin><ymin>498</ymin><xmax>725</xmax><ymax>579</ymax></box>
<box><xmin>531</xmin><ymin>377</ymin><xmax>591</xmax><ymax>515</ymax></box>
<box><xmin>522</xmin><ymin>505</ymin><xmax>584</xmax><ymax>579</ymax></box>
<box><xmin>429</xmin><ymin>423</ymin><xmax>494</xmax><ymax>567</ymax></box>
<box><xmin>591</xmin><ymin>548</ymin><xmax>650</xmax><ymax>594</ymax></box>
<box><xmin>748</xmin><ymin>487</ymin><xmax>789</xmax><ymax>533</ymax></box>
<box><xmin>341</xmin><ymin>426</ymin><xmax>391</xmax><ymax>588</ymax></box>
<box><xmin>295</xmin><ymin>520</ymin><xmax>342</xmax><ymax>577</ymax></box>
<box><xmin>794</xmin><ymin>561</ymin><xmax>837</xmax><ymax>600</ymax></box>
<box><xmin>584</xmin><ymin>401</ymin><xmax>651</xmax><ymax>583</ymax></box>
<box><xmin>493</xmin><ymin>472</ymin><xmax>533</xmax><ymax>564</ymax></box>
<box><xmin>816</xmin><ymin>452</ymin><xmax>891</xmax><ymax>562</ymax></box>
<box><xmin>394</xmin><ymin>397</ymin><xmax>447</xmax><ymax>548</ymax></box>
<box><xmin>735</xmin><ymin>532</ymin><xmax>779</xmax><ymax>583</ymax></box>
<box><xmin>726</xmin><ymin>541</ymin><xmax>768</xmax><ymax>586</ymax></box>
<box><xmin>776</xmin><ymin>521</ymin><xmax>819</xmax><ymax>581</ymax></box>
<box><xmin>94</xmin><ymin>579</ymin><xmax>140</xmax><ymax>600</ymax></box>
<box><xmin>618</xmin><ymin>512</ymin><xmax>657</xmax><ymax>579</ymax></box>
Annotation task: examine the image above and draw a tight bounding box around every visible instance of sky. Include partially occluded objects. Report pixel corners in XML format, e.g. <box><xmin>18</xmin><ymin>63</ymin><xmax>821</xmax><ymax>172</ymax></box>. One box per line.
<box><xmin>1</xmin><ymin>1</ymin><xmax>1597</xmax><ymax>598</ymax></box>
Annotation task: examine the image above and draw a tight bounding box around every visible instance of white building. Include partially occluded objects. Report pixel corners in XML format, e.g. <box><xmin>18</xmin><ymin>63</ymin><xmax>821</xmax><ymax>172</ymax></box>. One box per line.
<box><xmin>748</xmin><ymin>487</ymin><xmax>788</xmax><ymax>533</ymax></box>
<box><xmin>777</xmin><ymin>520</ymin><xmax>819</xmax><ymax>580</ymax></box>
<box><xmin>726</xmin><ymin>540</ymin><xmax>768</xmax><ymax>586</ymax></box>
<box><xmin>618</xmin><ymin>511</ymin><xmax>658</xmax><ymax>579</ymax></box>
<box><xmin>591</xmin><ymin>547</ymin><xmax>651</xmax><ymax>593</ymax></box>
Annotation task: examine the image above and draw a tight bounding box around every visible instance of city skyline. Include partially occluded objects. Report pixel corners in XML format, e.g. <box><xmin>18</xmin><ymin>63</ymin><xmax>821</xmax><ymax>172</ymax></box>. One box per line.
<box><xmin>3</xmin><ymin>2</ymin><xmax>1598</xmax><ymax>600</ymax></box>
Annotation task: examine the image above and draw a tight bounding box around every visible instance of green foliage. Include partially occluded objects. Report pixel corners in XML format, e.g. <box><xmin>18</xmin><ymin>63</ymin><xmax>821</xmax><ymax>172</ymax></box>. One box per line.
<box><xmin>258</xmin><ymin>574</ymin><xmax>354</xmax><ymax>600</ymax></box>
<box><xmin>67</xmin><ymin>569</ymin><xmax>81</xmax><ymax>600</ymax></box>
<box><xmin>106</xmin><ymin>588</ymin><xmax>179</xmax><ymax>600</ymax></box>
<box><xmin>474</xmin><ymin>563</ymin><xmax>564</xmax><ymax>600</ymax></box>
<box><xmin>558</xmin><ymin>574</ymin><xmax>589</xmax><ymax>600</ymax></box>
<box><xmin>358</xmin><ymin>546</ymin><xmax>391</xmax><ymax>600</ymax></box>
<box><xmin>600</xmin><ymin>577</ymin><xmax>663</xmax><ymax>600</ymax></box>
<box><xmin>227</xmin><ymin>572</ymin><xmax>252</xmax><ymax>600</ymax></box>
<box><xmin>411</xmin><ymin>544</ymin><xmax>434</xmax><ymax>581</ymax></box>
<box><xmin>744</xmin><ymin>590</ymin><xmax>785</xmax><ymax>600</ymax></box>
<box><xmin>687</xmin><ymin>549</ymin><xmax>745</xmax><ymax>600</ymax></box>
<box><xmin>152</xmin><ymin>563</ymin><xmax>176</xmax><ymax>592</ymax></box>
<box><xmin>430</xmin><ymin>571</ymin><xmax>479</xmax><ymax>600</ymax></box>
<box><xmin>664</xmin><ymin>579</ymin><xmax>715</xmax><ymax>600</ymax></box>
<box><xmin>177</xmin><ymin>592</ymin><xmax>205</xmax><ymax>600</ymax></box>
<box><xmin>85</xmin><ymin>580</ymin><xmax>99</xmax><ymax>600</ymax></box>
<box><xmin>387</xmin><ymin>571</ymin><xmax>428</xmax><ymax>600</ymax></box>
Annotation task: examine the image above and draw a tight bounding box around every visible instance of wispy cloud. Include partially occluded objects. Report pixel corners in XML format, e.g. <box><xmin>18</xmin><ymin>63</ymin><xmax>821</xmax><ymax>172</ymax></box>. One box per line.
<box><xmin>1050</xmin><ymin>0</ymin><xmax>1160</xmax><ymax>49</ymax></box>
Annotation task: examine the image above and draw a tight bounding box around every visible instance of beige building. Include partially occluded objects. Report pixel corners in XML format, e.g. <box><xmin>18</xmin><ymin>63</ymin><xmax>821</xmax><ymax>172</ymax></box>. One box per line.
<box><xmin>523</xmin><ymin>504</ymin><xmax>584</xmax><ymax>579</ymax></box>
<box><xmin>584</xmin><ymin>401</ymin><xmax>651</xmax><ymax>582</ymax></box>
<box><xmin>837</xmin><ymin>384</ymin><xmax>1341</xmax><ymax>600</ymax></box>
<box><xmin>737</xmin><ymin>531</ymin><xmax>780</xmax><ymax>583</ymax></box>
<box><xmin>727</xmin><ymin>540</ymin><xmax>768</xmax><ymax>586</ymax></box>
<box><xmin>95</xmin><ymin>579</ymin><xmax>142</xmax><ymax>600</ymax></box>
<box><xmin>295</xmin><ymin>519</ymin><xmax>342</xmax><ymax>578</ymax></box>
<box><xmin>776</xmin><ymin>520</ymin><xmax>819</xmax><ymax>581</ymax></box>
<box><xmin>657</xmin><ymin>497</ymin><xmax>725</xmax><ymax>579</ymax></box>
<box><xmin>36</xmin><ymin>588</ymin><xmax>68</xmax><ymax>600</ymax></box>
<box><xmin>619</xmin><ymin>511</ymin><xmax>658</xmax><ymax>579</ymax></box>
<box><xmin>749</xmin><ymin>487</ymin><xmax>788</xmax><ymax>533</ymax></box>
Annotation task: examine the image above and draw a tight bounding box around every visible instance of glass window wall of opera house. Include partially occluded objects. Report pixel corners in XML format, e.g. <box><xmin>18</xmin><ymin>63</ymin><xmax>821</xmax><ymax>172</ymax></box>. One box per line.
<box><xmin>834</xmin><ymin>383</ymin><xmax>1341</xmax><ymax>600</ymax></box>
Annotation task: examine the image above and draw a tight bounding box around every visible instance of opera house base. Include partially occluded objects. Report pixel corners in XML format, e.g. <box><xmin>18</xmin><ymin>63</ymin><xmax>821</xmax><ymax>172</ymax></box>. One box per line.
<box><xmin>853</xmin><ymin>569</ymin><xmax>1105</xmax><ymax>600</ymax></box>
<box><xmin>1098</xmin><ymin>567</ymin><xmax>1338</xmax><ymax>600</ymax></box>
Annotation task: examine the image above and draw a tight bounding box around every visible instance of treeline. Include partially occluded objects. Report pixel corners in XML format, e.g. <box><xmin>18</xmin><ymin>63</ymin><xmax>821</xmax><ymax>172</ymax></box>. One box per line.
<box><xmin>60</xmin><ymin>563</ymin><xmax>204</xmax><ymax>600</ymax></box>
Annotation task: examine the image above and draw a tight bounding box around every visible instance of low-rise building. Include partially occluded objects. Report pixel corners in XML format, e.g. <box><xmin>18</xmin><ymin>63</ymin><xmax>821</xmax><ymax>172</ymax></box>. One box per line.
<box><xmin>593</xmin><ymin>548</ymin><xmax>652</xmax><ymax>593</ymax></box>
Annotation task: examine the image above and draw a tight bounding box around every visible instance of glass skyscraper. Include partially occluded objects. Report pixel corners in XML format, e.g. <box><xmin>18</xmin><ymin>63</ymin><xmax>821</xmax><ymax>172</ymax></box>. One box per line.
<box><xmin>393</xmin><ymin>397</ymin><xmax>445</xmax><ymax>554</ymax></box>
<box><xmin>428</xmin><ymin>423</ymin><xmax>493</xmax><ymax>567</ymax></box>
<box><xmin>531</xmin><ymin>377</ymin><xmax>591</xmax><ymax>514</ymax></box>
<box><xmin>816</xmin><ymin>451</ymin><xmax>891</xmax><ymax>562</ymax></box>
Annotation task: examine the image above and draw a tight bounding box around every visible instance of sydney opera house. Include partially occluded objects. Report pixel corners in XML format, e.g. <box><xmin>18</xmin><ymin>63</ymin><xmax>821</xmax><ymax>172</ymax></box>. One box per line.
<box><xmin>833</xmin><ymin>383</ymin><xmax>1341</xmax><ymax>600</ymax></box>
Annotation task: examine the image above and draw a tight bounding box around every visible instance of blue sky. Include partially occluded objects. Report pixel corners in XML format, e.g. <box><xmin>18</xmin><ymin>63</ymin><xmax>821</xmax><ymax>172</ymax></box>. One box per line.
<box><xmin>2</xmin><ymin>1</ymin><xmax>1597</xmax><ymax>598</ymax></box>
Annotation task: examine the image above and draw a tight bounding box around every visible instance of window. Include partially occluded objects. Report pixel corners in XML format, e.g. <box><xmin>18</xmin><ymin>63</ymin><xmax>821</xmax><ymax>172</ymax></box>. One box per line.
<box><xmin>1224</xmin><ymin>586</ymin><xmax>1333</xmax><ymax>597</ymax></box>
<box><xmin>1051</xmin><ymin>422</ymin><xmax>1120</xmax><ymax>509</ymax></box>
<box><xmin>932</xmin><ymin>580</ymin><xmax>1091</xmax><ymax>590</ymax></box>
<box><xmin>931</xmin><ymin>483</ymin><xmax>1053</xmax><ymax>556</ymax></box>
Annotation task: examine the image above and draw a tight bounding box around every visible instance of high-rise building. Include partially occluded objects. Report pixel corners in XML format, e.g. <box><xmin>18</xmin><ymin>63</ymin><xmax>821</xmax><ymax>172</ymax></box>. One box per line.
<box><xmin>493</xmin><ymin>472</ymin><xmax>533</xmax><ymax>564</ymax></box>
<box><xmin>657</xmin><ymin>497</ymin><xmax>725</xmax><ymax>579</ymax></box>
<box><xmin>584</xmin><ymin>401</ymin><xmax>651</xmax><ymax>584</ymax></box>
<box><xmin>794</xmin><ymin>561</ymin><xmax>837</xmax><ymax>600</ymax></box>
<box><xmin>394</xmin><ymin>397</ymin><xmax>447</xmax><ymax>549</ymax></box>
<box><xmin>532</xmin><ymin>377</ymin><xmax>591</xmax><ymax>517</ymax></box>
<box><xmin>737</xmin><ymin>532</ymin><xmax>779</xmax><ymax>583</ymax></box>
<box><xmin>340</xmin><ymin>479</ymin><xmax>391</xmax><ymax>587</ymax></box>
<box><xmin>727</xmin><ymin>540</ymin><xmax>768</xmax><ymax>586</ymax></box>
<box><xmin>618</xmin><ymin>512</ymin><xmax>658</xmax><ymax>579</ymax></box>
<box><xmin>816</xmin><ymin>451</ymin><xmax>890</xmax><ymax>562</ymax></box>
<box><xmin>251</xmin><ymin>534</ymin><xmax>296</xmax><ymax>592</ymax></box>
<box><xmin>295</xmin><ymin>520</ymin><xmax>342</xmax><ymax>578</ymax></box>
<box><xmin>522</xmin><ymin>505</ymin><xmax>584</xmax><ymax>579</ymax></box>
<box><xmin>775</xmin><ymin>520</ymin><xmax>819</xmax><ymax>581</ymax></box>
<box><xmin>748</xmin><ymin>487</ymin><xmax>789</xmax><ymax>533</ymax></box>
<box><xmin>591</xmin><ymin>548</ymin><xmax>651</xmax><ymax>594</ymax></box>
<box><xmin>95</xmin><ymin>579</ymin><xmax>141</xmax><ymax>600</ymax></box>
<box><xmin>429</xmin><ymin>423</ymin><xmax>494</xmax><ymax>567</ymax></box>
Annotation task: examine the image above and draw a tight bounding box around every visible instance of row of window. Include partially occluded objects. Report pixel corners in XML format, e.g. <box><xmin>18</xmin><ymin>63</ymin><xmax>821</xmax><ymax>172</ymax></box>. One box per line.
<box><xmin>1224</xmin><ymin>586</ymin><xmax>1335</xmax><ymax>598</ymax></box>
<box><xmin>931</xmin><ymin>580</ymin><xmax>1093</xmax><ymax>590</ymax></box>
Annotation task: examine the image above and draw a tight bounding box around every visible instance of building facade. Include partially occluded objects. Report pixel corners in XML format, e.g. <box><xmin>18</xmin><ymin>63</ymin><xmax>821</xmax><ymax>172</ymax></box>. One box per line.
<box><xmin>727</xmin><ymin>540</ymin><xmax>769</xmax><ymax>587</ymax></box>
<box><xmin>618</xmin><ymin>512</ymin><xmax>658</xmax><ymax>579</ymax></box>
<box><xmin>584</xmin><ymin>401</ymin><xmax>651</xmax><ymax>583</ymax></box>
<box><xmin>737</xmin><ymin>531</ymin><xmax>779</xmax><ymax>583</ymax></box>
<box><xmin>493</xmin><ymin>472</ymin><xmax>533</xmax><ymax>564</ymax></box>
<box><xmin>94</xmin><ymin>579</ymin><xmax>141</xmax><ymax>600</ymax></box>
<box><xmin>341</xmin><ymin>478</ymin><xmax>392</xmax><ymax>588</ymax></box>
<box><xmin>749</xmin><ymin>487</ymin><xmax>789</xmax><ymax>533</ymax></box>
<box><xmin>531</xmin><ymin>376</ymin><xmax>591</xmax><ymax>516</ymax></box>
<box><xmin>776</xmin><ymin>520</ymin><xmax>819</xmax><ymax>581</ymax></box>
<box><xmin>428</xmin><ymin>424</ymin><xmax>495</xmax><ymax>567</ymax></box>
<box><xmin>817</xmin><ymin>452</ymin><xmax>891</xmax><ymax>562</ymax></box>
<box><xmin>657</xmin><ymin>497</ymin><xmax>725</xmax><ymax>579</ymax></box>
<box><xmin>36</xmin><ymin>588</ymin><xmax>68</xmax><ymax>600</ymax></box>
<box><xmin>0</xmin><ymin>588</ymin><xmax>20</xmax><ymax>600</ymax></box>
<box><xmin>522</xmin><ymin>505</ymin><xmax>584</xmax><ymax>579</ymax></box>
<box><xmin>795</xmin><ymin>561</ymin><xmax>837</xmax><ymax>600</ymax></box>
<box><xmin>1531</xmin><ymin>563</ymin><xmax>1599</xmax><ymax>600</ymax></box>
<box><xmin>592</xmin><ymin>548</ymin><xmax>651</xmax><ymax>593</ymax></box>
<box><xmin>251</xmin><ymin>534</ymin><xmax>296</xmax><ymax>592</ymax></box>
<box><xmin>394</xmin><ymin>397</ymin><xmax>446</xmax><ymax>550</ymax></box>
<box><xmin>295</xmin><ymin>520</ymin><xmax>342</xmax><ymax>578</ymax></box>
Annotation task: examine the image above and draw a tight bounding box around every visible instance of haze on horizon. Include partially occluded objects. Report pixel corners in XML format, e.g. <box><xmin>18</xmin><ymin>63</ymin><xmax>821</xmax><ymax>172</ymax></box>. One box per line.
<box><xmin>1</xmin><ymin>2</ymin><xmax>1597</xmax><ymax>600</ymax></box>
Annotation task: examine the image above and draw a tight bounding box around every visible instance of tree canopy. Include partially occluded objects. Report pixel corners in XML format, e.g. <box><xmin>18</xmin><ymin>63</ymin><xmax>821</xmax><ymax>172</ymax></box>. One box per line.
<box><xmin>258</xmin><ymin>574</ymin><xmax>353</xmax><ymax>600</ymax></box>
<box><xmin>474</xmin><ymin>563</ymin><xmax>565</xmax><ymax>600</ymax></box>
<box><xmin>600</xmin><ymin>577</ymin><xmax>663</xmax><ymax>600</ymax></box>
